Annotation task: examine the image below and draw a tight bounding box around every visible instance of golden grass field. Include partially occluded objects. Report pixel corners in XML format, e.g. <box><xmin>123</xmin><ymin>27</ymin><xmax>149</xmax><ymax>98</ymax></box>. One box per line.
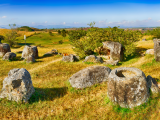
<box><xmin>0</xmin><ymin>30</ymin><xmax>160</xmax><ymax>119</ymax></box>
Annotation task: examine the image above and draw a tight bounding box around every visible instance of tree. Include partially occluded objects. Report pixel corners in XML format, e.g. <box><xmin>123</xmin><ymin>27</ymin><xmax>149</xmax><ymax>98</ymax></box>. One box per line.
<box><xmin>87</xmin><ymin>21</ymin><xmax>96</xmax><ymax>28</ymax></box>
<box><xmin>5</xmin><ymin>24</ymin><xmax>17</xmax><ymax>47</ymax></box>
<box><xmin>61</xmin><ymin>29</ymin><xmax>67</xmax><ymax>41</ymax></box>
<box><xmin>58</xmin><ymin>30</ymin><xmax>61</xmax><ymax>34</ymax></box>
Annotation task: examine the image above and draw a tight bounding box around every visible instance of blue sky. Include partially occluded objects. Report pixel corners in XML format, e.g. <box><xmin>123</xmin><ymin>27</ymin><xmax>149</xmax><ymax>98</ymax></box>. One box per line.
<box><xmin>1</xmin><ymin>0</ymin><xmax>160</xmax><ymax>28</ymax></box>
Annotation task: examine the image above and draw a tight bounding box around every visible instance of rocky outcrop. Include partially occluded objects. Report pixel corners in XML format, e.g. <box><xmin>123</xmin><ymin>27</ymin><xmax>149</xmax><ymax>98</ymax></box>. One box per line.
<box><xmin>0</xmin><ymin>68</ymin><xmax>35</xmax><ymax>102</ymax></box>
<box><xmin>22</xmin><ymin>45</ymin><xmax>38</xmax><ymax>63</ymax></box>
<box><xmin>145</xmin><ymin>49</ymin><xmax>154</xmax><ymax>55</ymax></box>
<box><xmin>153</xmin><ymin>39</ymin><xmax>160</xmax><ymax>61</ymax></box>
<box><xmin>0</xmin><ymin>43</ymin><xmax>11</xmax><ymax>57</ymax></box>
<box><xmin>107</xmin><ymin>67</ymin><xmax>149</xmax><ymax>108</ymax></box>
<box><xmin>83</xmin><ymin>55</ymin><xmax>103</xmax><ymax>63</ymax></box>
<box><xmin>69</xmin><ymin>66</ymin><xmax>111</xmax><ymax>89</ymax></box>
<box><xmin>102</xmin><ymin>41</ymin><xmax>124</xmax><ymax>61</ymax></box>
<box><xmin>62</xmin><ymin>54</ymin><xmax>79</xmax><ymax>62</ymax></box>
<box><xmin>3</xmin><ymin>52</ymin><xmax>16</xmax><ymax>61</ymax></box>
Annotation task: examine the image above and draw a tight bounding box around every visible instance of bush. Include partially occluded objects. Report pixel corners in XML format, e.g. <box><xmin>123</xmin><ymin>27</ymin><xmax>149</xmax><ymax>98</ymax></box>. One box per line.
<box><xmin>59</xmin><ymin>40</ymin><xmax>63</xmax><ymax>44</ymax></box>
<box><xmin>0</xmin><ymin>35</ymin><xmax>5</xmax><ymax>43</ymax></box>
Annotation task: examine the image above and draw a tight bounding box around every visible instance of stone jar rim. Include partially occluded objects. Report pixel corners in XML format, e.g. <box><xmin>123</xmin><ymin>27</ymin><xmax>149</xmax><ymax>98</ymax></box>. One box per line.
<box><xmin>109</xmin><ymin>67</ymin><xmax>145</xmax><ymax>81</ymax></box>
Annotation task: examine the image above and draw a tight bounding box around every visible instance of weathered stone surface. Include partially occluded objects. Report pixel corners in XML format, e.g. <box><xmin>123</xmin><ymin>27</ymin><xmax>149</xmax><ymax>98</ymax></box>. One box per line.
<box><xmin>103</xmin><ymin>60</ymin><xmax>119</xmax><ymax>65</ymax></box>
<box><xmin>147</xmin><ymin>75</ymin><xmax>160</xmax><ymax>96</ymax></box>
<box><xmin>107</xmin><ymin>67</ymin><xmax>149</xmax><ymax>108</ymax></box>
<box><xmin>0</xmin><ymin>68</ymin><xmax>35</xmax><ymax>102</ymax></box>
<box><xmin>0</xmin><ymin>43</ymin><xmax>11</xmax><ymax>57</ymax></box>
<box><xmin>22</xmin><ymin>45</ymin><xmax>38</xmax><ymax>62</ymax></box>
<box><xmin>145</xmin><ymin>49</ymin><xmax>154</xmax><ymax>55</ymax></box>
<box><xmin>69</xmin><ymin>66</ymin><xmax>111</xmax><ymax>89</ymax></box>
<box><xmin>142</xmin><ymin>39</ymin><xmax>146</xmax><ymax>41</ymax></box>
<box><xmin>83</xmin><ymin>55</ymin><xmax>103</xmax><ymax>63</ymax></box>
<box><xmin>62</xmin><ymin>54</ymin><xmax>79</xmax><ymax>62</ymax></box>
<box><xmin>3</xmin><ymin>52</ymin><xmax>16</xmax><ymax>61</ymax></box>
<box><xmin>102</xmin><ymin>41</ymin><xmax>124</xmax><ymax>61</ymax></box>
<box><xmin>153</xmin><ymin>39</ymin><xmax>160</xmax><ymax>61</ymax></box>
<box><xmin>51</xmin><ymin>49</ymin><xmax>58</xmax><ymax>53</ymax></box>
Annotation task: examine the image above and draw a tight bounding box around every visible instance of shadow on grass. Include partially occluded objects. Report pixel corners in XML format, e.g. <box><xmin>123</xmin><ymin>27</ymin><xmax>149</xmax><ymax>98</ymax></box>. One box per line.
<box><xmin>29</xmin><ymin>87</ymin><xmax>68</xmax><ymax>103</ymax></box>
<box><xmin>18</xmin><ymin>43</ymin><xmax>35</xmax><ymax>46</ymax></box>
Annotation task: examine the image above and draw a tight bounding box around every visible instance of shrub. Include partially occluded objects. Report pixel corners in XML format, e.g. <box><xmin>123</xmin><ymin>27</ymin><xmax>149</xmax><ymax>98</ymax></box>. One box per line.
<box><xmin>68</xmin><ymin>26</ymin><xmax>142</xmax><ymax>59</ymax></box>
<box><xmin>0</xmin><ymin>35</ymin><xmax>5</xmax><ymax>43</ymax></box>
<box><xmin>59</xmin><ymin>40</ymin><xmax>63</xmax><ymax>44</ymax></box>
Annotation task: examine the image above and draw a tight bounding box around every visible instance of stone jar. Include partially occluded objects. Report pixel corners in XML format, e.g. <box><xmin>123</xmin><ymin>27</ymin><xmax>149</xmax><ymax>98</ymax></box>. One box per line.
<box><xmin>107</xmin><ymin>67</ymin><xmax>149</xmax><ymax>108</ymax></box>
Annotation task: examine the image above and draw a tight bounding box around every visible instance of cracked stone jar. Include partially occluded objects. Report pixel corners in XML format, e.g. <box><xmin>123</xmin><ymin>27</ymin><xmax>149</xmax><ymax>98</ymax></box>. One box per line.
<box><xmin>107</xmin><ymin>67</ymin><xmax>149</xmax><ymax>108</ymax></box>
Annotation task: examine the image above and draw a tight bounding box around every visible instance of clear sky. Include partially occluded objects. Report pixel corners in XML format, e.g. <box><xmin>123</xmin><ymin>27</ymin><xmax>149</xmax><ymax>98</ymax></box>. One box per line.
<box><xmin>1</xmin><ymin>0</ymin><xmax>160</xmax><ymax>28</ymax></box>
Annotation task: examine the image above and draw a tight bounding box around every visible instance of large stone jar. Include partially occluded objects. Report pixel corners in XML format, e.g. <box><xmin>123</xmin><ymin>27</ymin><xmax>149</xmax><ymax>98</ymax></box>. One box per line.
<box><xmin>107</xmin><ymin>67</ymin><xmax>149</xmax><ymax>108</ymax></box>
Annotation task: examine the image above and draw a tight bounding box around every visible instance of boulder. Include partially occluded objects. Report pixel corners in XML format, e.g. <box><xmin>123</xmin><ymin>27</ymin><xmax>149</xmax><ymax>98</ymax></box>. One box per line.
<box><xmin>69</xmin><ymin>66</ymin><xmax>111</xmax><ymax>89</ymax></box>
<box><xmin>62</xmin><ymin>54</ymin><xmax>79</xmax><ymax>62</ymax></box>
<box><xmin>22</xmin><ymin>45</ymin><xmax>38</xmax><ymax>62</ymax></box>
<box><xmin>102</xmin><ymin>41</ymin><xmax>124</xmax><ymax>61</ymax></box>
<box><xmin>83</xmin><ymin>55</ymin><xmax>103</xmax><ymax>63</ymax></box>
<box><xmin>0</xmin><ymin>68</ymin><xmax>35</xmax><ymax>102</ymax></box>
<box><xmin>3</xmin><ymin>52</ymin><xmax>16</xmax><ymax>61</ymax></box>
<box><xmin>142</xmin><ymin>39</ymin><xmax>146</xmax><ymax>41</ymax></box>
<box><xmin>0</xmin><ymin>43</ymin><xmax>11</xmax><ymax>57</ymax></box>
<box><xmin>145</xmin><ymin>49</ymin><xmax>154</xmax><ymax>55</ymax></box>
<box><xmin>153</xmin><ymin>39</ymin><xmax>160</xmax><ymax>61</ymax></box>
<box><xmin>103</xmin><ymin>60</ymin><xmax>119</xmax><ymax>65</ymax></box>
<box><xmin>107</xmin><ymin>67</ymin><xmax>149</xmax><ymax>108</ymax></box>
<box><xmin>147</xmin><ymin>75</ymin><xmax>160</xmax><ymax>97</ymax></box>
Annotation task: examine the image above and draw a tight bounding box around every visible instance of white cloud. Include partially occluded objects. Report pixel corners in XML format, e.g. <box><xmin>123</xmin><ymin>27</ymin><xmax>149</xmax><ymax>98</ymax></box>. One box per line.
<box><xmin>157</xmin><ymin>20</ymin><xmax>160</xmax><ymax>22</ymax></box>
<box><xmin>32</xmin><ymin>22</ymin><xmax>35</xmax><ymax>24</ymax></box>
<box><xmin>74</xmin><ymin>22</ymin><xmax>79</xmax><ymax>24</ymax></box>
<box><xmin>63</xmin><ymin>22</ymin><xmax>66</xmax><ymax>25</ymax></box>
<box><xmin>2</xmin><ymin>16</ymin><xmax>7</xmax><ymax>18</ymax></box>
<box><xmin>148</xmin><ymin>18</ymin><xmax>152</xmax><ymax>20</ymax></box>
<box><xmin>45</xmin><ymin>21</ymin><xmax>48</xmax><ymax>23</ymax></box>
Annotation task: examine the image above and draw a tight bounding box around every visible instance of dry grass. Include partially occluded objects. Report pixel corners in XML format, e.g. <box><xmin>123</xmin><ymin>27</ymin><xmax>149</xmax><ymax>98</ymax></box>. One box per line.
<box><xmin>0</xmin><ymin>33</ymin><xmax>160</xmax><ymax>119</ymax></box>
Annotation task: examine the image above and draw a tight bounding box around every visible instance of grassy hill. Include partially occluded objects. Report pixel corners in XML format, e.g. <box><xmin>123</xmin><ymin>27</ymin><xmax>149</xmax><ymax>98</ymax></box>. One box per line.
<box><xmin>0</xmin><ymin>31</ymin><xmax>160</xmax><ymax>119</ymax></box>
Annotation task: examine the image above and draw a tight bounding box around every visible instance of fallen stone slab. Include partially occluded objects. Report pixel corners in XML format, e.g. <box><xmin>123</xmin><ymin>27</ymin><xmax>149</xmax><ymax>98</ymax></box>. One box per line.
<box><xmin>69</xmin><ymin>66</ymin><xmax>111</xmax><ymax>89</ymax></box>
<box><xmin>103</xmin><ymin>60</ymin><xmax>119</xmax><ymax>66</ymax></box>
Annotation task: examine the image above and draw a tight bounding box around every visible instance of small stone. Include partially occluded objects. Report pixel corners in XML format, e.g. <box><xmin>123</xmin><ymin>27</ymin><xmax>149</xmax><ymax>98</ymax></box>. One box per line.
<box><xmin>3</xmin><ymin>52</ymin><xmax>16</xmax><ymax>61</ymax></box>
<box><xmin>145</xmin><ymin>49</ymin><xmax>154</xmax><ymax>55</ymax></box>
<box><xmin>83</xmin><ymin>55</ymin><xmax>103</xmax><ymax>63</ymax></box>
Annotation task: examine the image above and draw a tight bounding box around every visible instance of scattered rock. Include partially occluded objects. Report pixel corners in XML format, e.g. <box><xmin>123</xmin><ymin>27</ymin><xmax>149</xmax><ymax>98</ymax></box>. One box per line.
<box><xmin>145</xmin><ymin>49</ymin><xmax>154</xmax><ymax>55</ymax></box>
<box><xmin>142</xmin><ymin>39</ymin><xmax>146</xmax><ymax>41</ymax></box>
<box><xmin>83</xmin><ymin>55</ymin><xmax>103</xmax><ymax>63</ymax></box>
<box><xmin>103</xmin><ymin>60</ymin><xmax>119</xmax><ymax>65</ymax></box>
<box><xmin>0</xmin><ymin>68</ymin><xmax>35</xmax><ymax>102</ymax></box>
<box><xmin>107</xmin><ymin>67</ymin><xmax>149</xmax><ymax>108</ymax></box>
<box><xmin>51</xmin><ymin>49</ymin><xmax>58</xmax><ymax>53</ymax></box>
<box><xmin>102</xmin><ymin>41</ymin><xmax>124</xmax><ymax>61</ymax></box>
<box><xmin>153</xmin><ymin>39</ymin><xmax>160</xmax><ymax>61</ymax></box>
<box><xmin>147</xmin><ymin>75</ymin><xmax>160</xmax><ymax>96</ymax></box>
<box><xmin>0</xmin><ymin>43</ymin><xmax>11</xmax><ymax>57</ymax></box>
<box><xmin>3</xmin><ymin>52</ymin><xmax>16</xmax><ymax>61</ymax></box>
<box><xmin>22</xmin><ymin>45</ymin><xmax>38</xmax><ymax>63</ymax></box>
<box><xmin>62</xmin><ymin>54</ymin><xmax>79</xmax><ymax>62</ymax></box>
<box><xmin>69</xmin><ymin>66</ymin><xmax>111</xmax><ymax>89</ymax></box>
